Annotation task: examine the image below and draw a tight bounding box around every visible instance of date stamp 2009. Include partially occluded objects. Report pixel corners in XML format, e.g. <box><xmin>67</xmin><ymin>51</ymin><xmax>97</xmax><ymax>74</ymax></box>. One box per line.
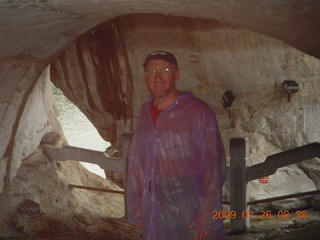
<box><xmin>212</xmin><ymin>210</ymin><xmax>308</xmax><ymax>220</ymax></box>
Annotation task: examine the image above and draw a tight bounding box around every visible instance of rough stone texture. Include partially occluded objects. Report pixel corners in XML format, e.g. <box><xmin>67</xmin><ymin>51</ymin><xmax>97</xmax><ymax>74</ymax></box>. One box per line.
<box><xmin>50</xmin><ymin>14</ymin><xmax>320</xmax><ymax>207</ymax></box>
<box><xmin>1</xmin><ymin>1</ymin><xmax>320</xmax><ymax>59</ymax></box>
<box><xmin>226</xmin><ymin>211</ymin><xmax>320</xmax><ymax>240</ymax></box>
<box><xmin>0</xmin><ymin>147</ymin><xmax>137</xmax><ymax>239</ymax></box>
<box><xmin>50</xmin><ymin>23</ymin><xmax>135</xmax><ymax>144</ymax></box>
<box><xmin>0</xmin><ymin>146</ymin><xmax>318</xmax><ymax>239</ymax></box>
<box><xmin>1</xmin><ymin>0</ymin><xmax>320</xmax><ymax>189</ymax></box>
<box><xmin>51</xmin><ymin>14</ymin><xmax>320</xmax><ymax>144</ymax></box>
<box><xmin>0</xmin><ymin>67</ymin><xmax>64</xmax><ymax>193</ymax></box>
<box><xmin>1</xmin><ymin>1</ymin><xmax>320</xmax><ymax>238</ymax></box>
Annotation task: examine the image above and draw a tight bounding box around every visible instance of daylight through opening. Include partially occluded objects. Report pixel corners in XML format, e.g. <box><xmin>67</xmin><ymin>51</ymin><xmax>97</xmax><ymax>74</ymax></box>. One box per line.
<box><xmin>51</xmin><ymin>83</ymin><xmax>110</xmax><ymax>179</ymax></box>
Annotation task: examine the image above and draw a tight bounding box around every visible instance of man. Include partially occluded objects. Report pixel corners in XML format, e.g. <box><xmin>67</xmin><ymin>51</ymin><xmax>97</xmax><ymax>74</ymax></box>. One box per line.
<box><xmin>125</xmin><ymin>50</ymin><xmax>226</xmax><ymax>240</ymax></box>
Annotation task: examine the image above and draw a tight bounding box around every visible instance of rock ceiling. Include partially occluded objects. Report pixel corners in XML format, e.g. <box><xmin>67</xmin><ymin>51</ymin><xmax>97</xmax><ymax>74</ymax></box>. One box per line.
<box><xmin>0</xmin><ymin>0</ymin><xmax>320</xmax><ymax>62</ymax></box>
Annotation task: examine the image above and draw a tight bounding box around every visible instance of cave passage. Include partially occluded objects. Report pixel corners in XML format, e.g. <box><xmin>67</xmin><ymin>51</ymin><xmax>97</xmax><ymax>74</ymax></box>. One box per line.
<box><xmin>51</xmin><ymin>83</ymin><xmax>109</xmax><ymax>178</ymax></box>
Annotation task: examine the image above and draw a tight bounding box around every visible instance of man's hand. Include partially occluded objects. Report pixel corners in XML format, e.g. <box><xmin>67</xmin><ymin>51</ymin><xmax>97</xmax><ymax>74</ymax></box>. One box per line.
<box><xmin>194</xmin><ymin>228</ymin><xmax>211</xmax><ymax>240</ymax></box>
<box><xmin>188</xmin><ymin>225</ymin><xmax>212</xmax><ymax>240</ymax></box>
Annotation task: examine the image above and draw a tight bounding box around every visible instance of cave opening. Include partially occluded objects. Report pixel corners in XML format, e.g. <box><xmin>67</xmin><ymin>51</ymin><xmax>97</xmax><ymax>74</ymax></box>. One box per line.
<box><xmin>50</xmin><ymin>82</ymin><xmax>110</xmax><ymax>179</ymax></box>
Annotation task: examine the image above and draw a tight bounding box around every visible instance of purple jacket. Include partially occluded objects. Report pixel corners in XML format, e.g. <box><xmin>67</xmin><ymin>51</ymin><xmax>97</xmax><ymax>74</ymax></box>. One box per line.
<box><xmin>125</xmin><ymin>92</ymin><xmax>226</xmax><ymax>240</ymax></box>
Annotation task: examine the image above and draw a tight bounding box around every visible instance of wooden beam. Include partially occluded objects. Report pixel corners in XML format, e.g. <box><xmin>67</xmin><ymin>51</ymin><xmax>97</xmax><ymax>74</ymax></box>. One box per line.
<box><xmin>121</xmin><ymin>132</ymin><xmax>133</xmax><ymax>187</ymax></box>
<box><xmin>42</xmin><ymin>144</ymin><xmax>123</xmax><ymax>172</ymax></box>
<box><xmin>69</xmin><ymin>184</ymin><xmax>124</xmax><ymax>194</ymax></box>
<box><xmin>247</xmin><ymin>142</ymin><xmax>320</xmax><ymax>181</ymax></box>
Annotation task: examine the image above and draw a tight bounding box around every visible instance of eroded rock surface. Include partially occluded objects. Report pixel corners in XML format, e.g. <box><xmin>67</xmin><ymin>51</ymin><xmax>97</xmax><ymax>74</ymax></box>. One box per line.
<box><xmin>1</xmin><ymin>2</ymin><xmax>320</xmax><ymax>239</ymax></box>
<box><xmin>0</xmin><ymin>147</ymin><xmax>138</xmax><ymax>239</ymax></box>
<box><xmin>51</xmin><ymin>14</ymin><xmax>320</xmax><ymax>208</ymax></box>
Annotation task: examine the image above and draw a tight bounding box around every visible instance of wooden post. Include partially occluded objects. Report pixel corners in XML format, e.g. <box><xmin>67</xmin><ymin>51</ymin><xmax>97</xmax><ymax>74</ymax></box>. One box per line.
<box><xmin>121</xmin><ymin>132</ymin><xmax>133</xmax><ymax>220</ymax></box>
<box><xmin>230</xmin><ymin>138</ymin><xmax>249</xmax><ymax>233</ymax></box>
<box><xmin>121</xmin><ymin>132</ymin><xmax>133</xmax><ymax>188</ymax></box>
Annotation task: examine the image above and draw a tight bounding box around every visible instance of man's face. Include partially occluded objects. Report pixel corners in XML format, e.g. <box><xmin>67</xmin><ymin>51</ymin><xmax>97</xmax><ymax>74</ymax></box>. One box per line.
<box><xmin>144</xmin><ymin>59</ymin><xmax>180</xmax><ymax>98</ymax></box>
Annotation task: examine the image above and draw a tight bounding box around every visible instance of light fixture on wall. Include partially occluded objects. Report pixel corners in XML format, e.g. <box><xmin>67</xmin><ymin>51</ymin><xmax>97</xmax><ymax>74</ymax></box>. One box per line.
<box><xmin>221</xmin><ymin>90</ymin><xmax>235</xmax><ymax>128</ymax></box>
<box><xmin>221</xmin><ymin>90</ymin><xmax>235</xmax><ymax>108</ymax></box>
<box><xmin>283</xmin><ymin>80</ymin><xmax>300</xmax><ymax>102</ymax></box>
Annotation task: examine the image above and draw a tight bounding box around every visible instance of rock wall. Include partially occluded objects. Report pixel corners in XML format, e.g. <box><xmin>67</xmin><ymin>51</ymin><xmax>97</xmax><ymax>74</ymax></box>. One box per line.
<box><xmin>0</xmin><ymin>1</ymin><xmax>320</xmax><ymax>237</ymax></box>
<box><xmin>50</xmin><ymin>22</ymin><xmax>135</xmax><ymax>145</ymax></box>
<box><xmin>51</xmin><ymin>14</ymin><xmax>320</xmax><ymax>206</ymax></box>
<box><xmin>0</xmin><ymin>66</ymin><xmax>64</xmax><ymax>193</ymax></box>
<box><xmin>0</xmin><ymin>147</ymin><xmax>136</xmax><ymax>239</ymax></box>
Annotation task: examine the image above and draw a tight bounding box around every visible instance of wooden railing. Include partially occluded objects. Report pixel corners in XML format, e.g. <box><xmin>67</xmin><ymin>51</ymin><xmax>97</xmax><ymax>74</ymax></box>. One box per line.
<box><xmin>42</xmin><ymin>133</ymin><xmax>133</xmax><ymax>174</ymax></box>
<box><xmin>42</xmin><ymin>133</ymin><xmax>133</xmax><ymax>195</ymax></box>
<box><xmin>42</xmin><ymin>144</ymin><xmax>123</xmax><ymax>171</ymax></box>
<box><xmin>42</xmin><ymin>134</ymin><xmax>320</xmax><ymax>234</ymax></box>
<box><xmin>229</xmin><ymin>138</ymin><xmax>320</xmax><ymax>233</ymax></box>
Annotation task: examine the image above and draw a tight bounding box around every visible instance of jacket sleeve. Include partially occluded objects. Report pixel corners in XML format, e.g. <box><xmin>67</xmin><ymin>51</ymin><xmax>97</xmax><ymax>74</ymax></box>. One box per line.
<box><xmin>125</xmin><ymin>121</ymin><xmax>144</xmax><ymax>225</ymax></box>
<box><xmin>192</xmin><ymin>107</ymin><xmax>226</xmax><ymax>230</ymax></box>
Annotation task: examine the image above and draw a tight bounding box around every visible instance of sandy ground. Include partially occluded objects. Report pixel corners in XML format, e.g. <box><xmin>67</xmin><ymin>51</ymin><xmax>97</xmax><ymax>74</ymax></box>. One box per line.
<box><xmin>0</xmin><ymin>209</ymin><xmax>318</xmax><ymax>240</ymax></box>
<box><xmin>226</xmin><ymin>208</ymin><xmax>320</xmax><ymax>239</ymax></box>
<box><xmin>1</xmin><ymin>148</ymin><xmax>319</xmax><ymax>240</ymax></box>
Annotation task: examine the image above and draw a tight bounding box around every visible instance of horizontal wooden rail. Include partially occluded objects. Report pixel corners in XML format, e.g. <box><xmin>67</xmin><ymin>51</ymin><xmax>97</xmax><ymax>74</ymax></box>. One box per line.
<box><xmin>246</xmin><ymin>142</ymin><xmax>320</xmax><ymax>181</ymax></box>
<box><xmin>42</xmin><ymin>144</ymin><xmax>123</xmax><ymax>172</ymax></box>
<box><xmin>229</xmin><ymin>138</ymin><xmax>320</xmax><ymax>233</ymax></box>
<box><xmin>69</xmin><ymin>184</ymin><xmax>124</xmax><ymax>194</ymax></box>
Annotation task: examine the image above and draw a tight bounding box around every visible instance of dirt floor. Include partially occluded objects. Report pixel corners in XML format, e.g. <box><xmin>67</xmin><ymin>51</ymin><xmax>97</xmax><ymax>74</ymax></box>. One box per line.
<box><xmin>1</xmin><ymin>150</ymin><xmax>319</xmax><ymax>240</ymax></box>
<box><xmin>226</xmin><ymin>208</ymin><xmax>320</xmax><ymax>240</ymax></box>
<box><xmin>0</xmin><ymin>208</ymin><xmax>319</xmax><ymax>240</ymax></box>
